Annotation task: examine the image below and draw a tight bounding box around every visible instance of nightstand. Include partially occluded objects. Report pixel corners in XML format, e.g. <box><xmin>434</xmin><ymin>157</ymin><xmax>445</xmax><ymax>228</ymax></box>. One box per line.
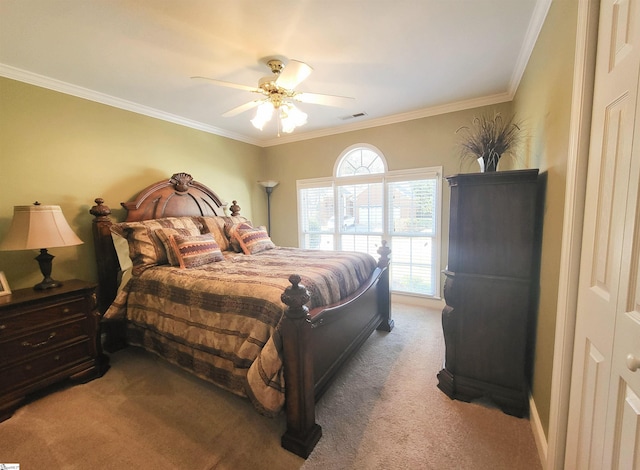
<box><xmin>0</xmin><ymin>279</ymin><xmax>109</xmax><ymax>421</ymax></box>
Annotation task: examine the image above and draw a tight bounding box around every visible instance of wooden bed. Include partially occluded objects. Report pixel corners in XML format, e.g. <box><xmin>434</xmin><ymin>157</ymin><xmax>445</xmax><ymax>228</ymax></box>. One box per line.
<box><xmin>89</xmin><ymin>172</ymin><xmax>393</xmax><ymax>458</ymax></box>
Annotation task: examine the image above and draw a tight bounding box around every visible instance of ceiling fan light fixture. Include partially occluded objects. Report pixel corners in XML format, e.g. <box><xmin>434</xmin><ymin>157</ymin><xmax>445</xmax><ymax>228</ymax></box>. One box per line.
<box><xmin>197</xmin><ymin>57</ymin><xmax>352</xmax><ymax>135</ymax></box>
<box><xmin>251</xmin><ymin>101</ymin><xmax>274</xmax><ymax>130</ymax></box>
<box><xmin>280</xmin><ymin>103</ymin><xmax>307</xmax><ymax>134</ymax></box>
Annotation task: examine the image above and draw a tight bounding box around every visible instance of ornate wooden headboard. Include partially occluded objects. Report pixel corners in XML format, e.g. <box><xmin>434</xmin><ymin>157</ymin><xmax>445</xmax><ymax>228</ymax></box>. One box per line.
<box><xmin>89</xmin><ymin>172</ymin><xmax>235</xmax><ymax>313</ymax></box>
<box><xmin>119</xmin><ymin>172</ymin><xmax>228</xmax><ymax>221</ymax></box>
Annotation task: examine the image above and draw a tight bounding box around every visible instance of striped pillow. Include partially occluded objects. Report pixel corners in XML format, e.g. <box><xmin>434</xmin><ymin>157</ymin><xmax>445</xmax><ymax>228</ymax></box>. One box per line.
<box><xmin>235</xmin><ymin>224</ymin><xmax>276</xmax><ymax>255</ymax></box>
<box><xmin>113</xmin><ymin>217</ymin><xmax>202</xmax><ymax>274</ymax></box>
<box><xmin>155</xmin><ymin>228</ymin><xmax>207</xmax><ymax>266</ymax></box>
<box><xmin>167</xmin><ymin>233</ymin><xmax>224</xmax><ymax>268</ymax></box>
<box><xmin>226</xmin><ymin>221</ymin><xmax>253</xmax><ymax>253</ymax></box>
<box><xmin>200</xmin><ymin>215</ymin><xmax>250</xmax><ymax>252</ymax></box>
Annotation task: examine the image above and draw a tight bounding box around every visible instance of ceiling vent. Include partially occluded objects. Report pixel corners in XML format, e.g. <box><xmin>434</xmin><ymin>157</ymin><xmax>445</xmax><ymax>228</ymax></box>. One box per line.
<box><xmin>339</xmin><ymin>112</ymin><xmax>368</xmax><ymax>120</ymax></box>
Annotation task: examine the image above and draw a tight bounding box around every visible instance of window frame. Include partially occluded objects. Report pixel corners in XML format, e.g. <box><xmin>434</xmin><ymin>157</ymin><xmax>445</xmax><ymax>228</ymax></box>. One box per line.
<box><xmin>334</xmin><ymin>143</ymin><xmax>388</xmax><ymax>177</ymax></box>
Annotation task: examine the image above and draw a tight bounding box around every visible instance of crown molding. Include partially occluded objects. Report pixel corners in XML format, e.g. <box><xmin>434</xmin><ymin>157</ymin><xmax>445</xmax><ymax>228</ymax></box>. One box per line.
<box><xmin>508</xmin><ymin>0</ymin><xmax>552</xmax><ymax>96</ymax></box>
<box><xmin>259</xmin><ymin>92</ymin><xmax>513</xmax><ymax>147</ymax></box>
<box><xmin>0</xmin><ymin>64</ymin><xmax>262</xmax><ymax>146</ymax></box>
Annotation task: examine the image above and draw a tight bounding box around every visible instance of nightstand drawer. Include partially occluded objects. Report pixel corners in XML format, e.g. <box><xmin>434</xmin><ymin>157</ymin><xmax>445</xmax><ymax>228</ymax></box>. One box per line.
<box><xmin>0</xmin><ymin>298</ymin><xmax>87</xmax><ymax>337</ymax></box>
<box><xmin>0</xmin><ymin>317</ymin><xmax>88</xmax><ymax>365</ymax></box>
<box><xmin>0</xmin><ymin>339</ymin><xmax>93</xmax><ymax>395</ymax></box>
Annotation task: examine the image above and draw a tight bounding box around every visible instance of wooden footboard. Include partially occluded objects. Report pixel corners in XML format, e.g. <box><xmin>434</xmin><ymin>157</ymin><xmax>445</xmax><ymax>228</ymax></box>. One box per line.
<box><xmin>88</xmin><ymin>173</ymin><xmax>392</xmax><ymax>459</ymax></box>
<box><xmin>280</xmin><ymin>254</ymin><xmax>391</xmax><ymax>458</ymax></box>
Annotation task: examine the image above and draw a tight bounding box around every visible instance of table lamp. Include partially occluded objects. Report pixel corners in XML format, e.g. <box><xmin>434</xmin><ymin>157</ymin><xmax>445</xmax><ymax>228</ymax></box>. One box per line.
<box><xmin>0</xmin><ymin>202</ymin><xmax>83</xmax><ymax>290</ymax></box>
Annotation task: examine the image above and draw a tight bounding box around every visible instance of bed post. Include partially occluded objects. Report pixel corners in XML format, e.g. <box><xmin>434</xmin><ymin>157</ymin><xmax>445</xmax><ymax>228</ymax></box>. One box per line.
<box><xmin>376</xmin><ymin>240</ymin><xmax>394</xmax><ymax>332</ymax></box>
<box><xmin>90</xmin><ymin>198</ymin><xmax>127</xmax><ymax>352</ymax></box>
<box><xmin>280</xmin><ymin>274</ymin><xmax>322</xmax><ymax>458</ymax></box>
<box><xmin>229</xmin><ymin>200</ymin><xmax>241</xmax><ymax>216</ymax></box>
<box><xmin>89</xmin><ymin>198</ymin><xmax>119</xmax><ymax>314</ymax></box>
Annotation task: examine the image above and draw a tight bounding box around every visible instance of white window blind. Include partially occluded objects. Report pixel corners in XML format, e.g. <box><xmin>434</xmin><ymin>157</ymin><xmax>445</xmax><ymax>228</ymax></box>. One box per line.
<box><xmin>299</xmin><ymin>183</ymin><xmax>334</xmax><ymax>250</ymax></box>
<box><xmin>387</xmin><ymin>178</ymin><xmax>438</xmax><ymax>296</ymax></box>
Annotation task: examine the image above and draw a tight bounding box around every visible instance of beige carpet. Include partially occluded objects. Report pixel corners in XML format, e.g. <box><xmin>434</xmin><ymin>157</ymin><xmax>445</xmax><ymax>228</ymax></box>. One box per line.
<box><xmin>0</xmin><ymin>304</ymin><xmax>542</xmax><ymax>469</ymax></box>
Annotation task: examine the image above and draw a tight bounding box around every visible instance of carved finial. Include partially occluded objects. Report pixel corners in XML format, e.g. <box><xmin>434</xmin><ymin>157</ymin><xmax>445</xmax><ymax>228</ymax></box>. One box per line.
<box><xmin>90</xmin><ymin>197</ymin><xmax>112</xmax><ymax>220</ymax></box>
<box><xmin>170</xmin><ymin>172</ymin><xmax>193</xmax><ymax>193</ymax></box>
<box><xmin>281</xmin><ymin>274</ymin><xmax>311</xmax><ymax>319</ymax></box>
<box><xmin>377</xmin><ymin>240</ymin><xmax>391</xmax><ymax>268</ymax></box>
<box><xmin>289</xmin><ymin>274</ymin><xmax>301</xmax><ymax>287</ymax></box>
<box><xmin>230</xmin><ymin>200</ymin><xmax>241</xmax><ymax>216</ymax></box>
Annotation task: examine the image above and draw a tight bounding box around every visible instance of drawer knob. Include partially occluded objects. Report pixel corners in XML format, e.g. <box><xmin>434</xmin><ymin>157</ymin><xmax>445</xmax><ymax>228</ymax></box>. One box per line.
<box><xmin>627</xmin><ymin>354</ymin><xmax>640</xmax><ymax>372</ymax></box>
<box><xmin>63</xmin><ymin>308</ymin><xmax>70</xmax><ymax>313</ymax></box>
<box><xmin>0</xmin><ymin>324</ymin><xmax>5</xmax><ymax>330</ymax></box>
<box><xmin>22</xmin><ymin>331</ymin><xmax>57</xmax><ymax>348</ymax></box>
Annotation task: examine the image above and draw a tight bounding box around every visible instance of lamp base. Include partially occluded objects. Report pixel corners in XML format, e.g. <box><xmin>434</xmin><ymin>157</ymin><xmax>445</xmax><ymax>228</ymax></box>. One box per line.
<box><xmin>34</xmin><ymin>248</ymin><xmax>62</xmax><ymax>290</ymax></box>
<box><xmin>34</xmin><ymin>277</ymin><xmax>62</xmax><ymax>290</ymax></box>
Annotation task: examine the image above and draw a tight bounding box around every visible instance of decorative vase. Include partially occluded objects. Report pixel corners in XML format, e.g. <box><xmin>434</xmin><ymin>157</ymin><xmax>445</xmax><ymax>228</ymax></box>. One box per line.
<box><xmin>478</xmin><ymin>155</ymin><xmax>499</xmax><ymax>172</ymax></box>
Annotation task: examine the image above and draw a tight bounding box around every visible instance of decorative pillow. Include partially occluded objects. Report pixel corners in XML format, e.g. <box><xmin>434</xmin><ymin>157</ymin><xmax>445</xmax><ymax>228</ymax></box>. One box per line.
<box><xmin>113</xmin><ymin>217</ymin><xmax>201</xmax><ymax>274</ymax></box>
<box><xmin>235</xmin><ymin>224</ymin><xmax>276</xmax><ymax>255</ymax></box>
<box><xmin>198</xmin><ymin>216</ymin><xmax>231</xmax><ymax>252</ymax></box>
<box><xmin>167</xmin><ymin>233</ymin><xmax>224</xmax><ymax>268</ymax></box>
<box><xmin>226</xmin><ymin>221</ymin><xmax>253</xmax><ymax>253</ymax></box>
<box><xmin>154</xmin><ymin>228</ymin><xmax>207</xmax><ymax>266</ymax></box>
<box><xmin>200</xmin><ymin>215</ymin><xmax>251</xmax><ymax>252</ymax></box>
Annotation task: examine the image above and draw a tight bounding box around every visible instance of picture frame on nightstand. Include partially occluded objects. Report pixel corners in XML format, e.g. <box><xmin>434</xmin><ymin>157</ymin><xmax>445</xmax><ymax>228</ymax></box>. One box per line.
<box><xmin>0</xmin><ymin>272</ymin><xmax>11</xmax><ymax>296</ymax></box>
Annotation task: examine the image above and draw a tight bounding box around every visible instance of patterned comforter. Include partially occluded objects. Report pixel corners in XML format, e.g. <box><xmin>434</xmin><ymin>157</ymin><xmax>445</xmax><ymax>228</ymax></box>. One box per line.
<box><xmin>104</xmin><ymin>247</ymin><xmax>377</xmax><ymax>415</ymax></box>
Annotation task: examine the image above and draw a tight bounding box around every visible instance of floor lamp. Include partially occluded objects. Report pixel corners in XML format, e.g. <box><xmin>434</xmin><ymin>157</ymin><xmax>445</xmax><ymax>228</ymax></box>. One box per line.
<box><xmin>258</xmin><ymin>180</ymin><xmax>279</xmax><ymax>234</ymax></box>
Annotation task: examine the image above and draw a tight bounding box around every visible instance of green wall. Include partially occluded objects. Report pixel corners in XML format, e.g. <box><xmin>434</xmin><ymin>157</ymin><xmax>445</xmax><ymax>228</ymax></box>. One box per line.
<box><xmin>0</xmin><ymin>77</ymin><xmax>265</xmax><ymax>290</ymax></box>
<box><xmin>512</xmin><ymin>0</ymin><xmax>579</xmax><ymax>437</ymax></box>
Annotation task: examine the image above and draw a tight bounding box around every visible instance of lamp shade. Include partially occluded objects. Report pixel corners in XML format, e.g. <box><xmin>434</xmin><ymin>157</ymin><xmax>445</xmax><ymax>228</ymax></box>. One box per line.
<box><xmin>258</xmin><ymin>180</ymin><xmax>279</xmax><ymax>189</ymax></box>
<box><xmin>0</xmin><ymin>204</ymin><xmax>83</xmax><ymax>251</ymax></box>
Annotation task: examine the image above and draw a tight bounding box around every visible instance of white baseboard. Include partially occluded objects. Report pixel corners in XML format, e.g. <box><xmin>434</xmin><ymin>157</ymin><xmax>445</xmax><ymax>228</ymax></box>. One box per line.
<box><xmin>392</xmin><ymin>293</ymin><xmax>445</xmax><ymax>311</ymax></box>
<box><xmin>529</xmin><ymin>393</ymin><xmax>548</xmax><ymax>468</ymax></box>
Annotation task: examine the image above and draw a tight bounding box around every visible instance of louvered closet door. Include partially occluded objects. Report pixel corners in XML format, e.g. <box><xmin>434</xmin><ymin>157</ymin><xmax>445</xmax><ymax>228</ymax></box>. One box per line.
<box><xmin>565</xmin><ymin>0</ymin><xmax>640</xmax><ymax>468</ymax></box>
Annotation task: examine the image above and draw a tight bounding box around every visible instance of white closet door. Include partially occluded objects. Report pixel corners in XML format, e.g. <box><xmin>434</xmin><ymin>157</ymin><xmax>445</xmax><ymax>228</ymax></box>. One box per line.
<box><xmin>566</xmin><ymin>0</ymin><xmax>640</xmax><ymax>468</ymax></box>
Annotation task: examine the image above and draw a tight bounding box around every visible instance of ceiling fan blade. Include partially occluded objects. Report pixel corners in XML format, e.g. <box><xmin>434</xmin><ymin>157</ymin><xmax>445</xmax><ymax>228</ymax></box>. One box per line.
<box><xmin>276</xmin><ymin>60</ymin><xmax>313</xmax><ymax>90</ymax></box>
<box><xmin>222</xmin><ymin>100</ymin><xmax>263</xmax><ymax>117</ymax></box>
<box><xmin>191</xmin><ymin>76</ymin><xmax>258</xmax><ymax>93</ymax></box>
<box><xmin>295</xmin><ymin>92</ymin><xmax>355</xmax><ymax>107</ymax></box>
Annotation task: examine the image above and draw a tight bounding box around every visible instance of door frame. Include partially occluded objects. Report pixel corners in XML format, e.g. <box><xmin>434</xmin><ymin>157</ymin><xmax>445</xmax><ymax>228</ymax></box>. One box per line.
<box><xmin>544</xmin><ymin>1</ymin><xmax>600</xmax><ymax>468</ymax></box>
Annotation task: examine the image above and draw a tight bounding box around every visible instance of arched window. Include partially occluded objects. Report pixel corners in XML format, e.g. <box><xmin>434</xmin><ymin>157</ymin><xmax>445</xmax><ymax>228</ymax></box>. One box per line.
<box><xmin>336</xmin><ymin>144</ymin><xmax>386</xmax><ymax>177</ymax></box>
<box><xmin>297</xmin><ymin>144</ymin><xmax>442</xmax><ymax>297</ymax></box>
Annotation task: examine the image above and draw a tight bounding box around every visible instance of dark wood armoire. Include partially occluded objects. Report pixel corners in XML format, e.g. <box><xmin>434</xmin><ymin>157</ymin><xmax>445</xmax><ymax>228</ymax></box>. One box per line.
<box><xmin>437</xmin><ymin>169</ymin><xmax>541</xmax><ymax>417</ymax></box>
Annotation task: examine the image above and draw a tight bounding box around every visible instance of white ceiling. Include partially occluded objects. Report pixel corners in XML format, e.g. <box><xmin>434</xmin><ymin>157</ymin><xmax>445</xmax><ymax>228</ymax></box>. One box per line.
<box><xmin>0</xmin><ymin>0</ymin><xmax>549</xmax><ymax>147</ymax></box>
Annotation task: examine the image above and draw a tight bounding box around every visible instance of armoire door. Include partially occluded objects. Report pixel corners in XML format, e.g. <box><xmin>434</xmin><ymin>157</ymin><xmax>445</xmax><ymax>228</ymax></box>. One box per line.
<box><xmin>565</xmin><ymin>0</ymin><xmax>640</xmax><ymax>468</ymax></box>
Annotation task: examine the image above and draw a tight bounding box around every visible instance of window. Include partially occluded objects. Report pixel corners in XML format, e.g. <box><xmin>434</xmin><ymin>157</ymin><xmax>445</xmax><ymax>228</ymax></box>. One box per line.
<box><xmin>298</xmin><ymin>144</ymin><xmax>441</xmax><ymax>297</ymax></box>
<box><xmin>337</xmin><ymin>146</ymin><xmax>386</xmax><ymax>176</ymax></box>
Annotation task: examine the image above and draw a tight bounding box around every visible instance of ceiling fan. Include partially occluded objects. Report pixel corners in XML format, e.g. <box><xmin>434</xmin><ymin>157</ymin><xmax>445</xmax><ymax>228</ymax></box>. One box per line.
<box><xmin>192</xmin><ymin>58</ymin><xmax>353</xmax><ymax>133</ymax></box>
